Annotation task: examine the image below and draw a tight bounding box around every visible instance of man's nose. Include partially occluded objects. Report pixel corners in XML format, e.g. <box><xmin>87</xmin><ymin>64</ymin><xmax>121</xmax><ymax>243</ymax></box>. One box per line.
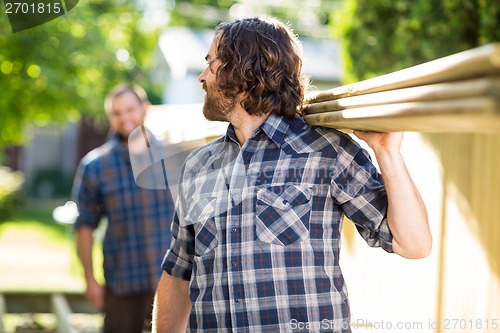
<box><xmin>198</xmin><ymin>67</ymin><xmax>208</xmax><ymax>83</ymax></box>
<box><xmin>117</xmin><ymin>112</ymin><xmax>132</xmax><ymax>124</ymax></box>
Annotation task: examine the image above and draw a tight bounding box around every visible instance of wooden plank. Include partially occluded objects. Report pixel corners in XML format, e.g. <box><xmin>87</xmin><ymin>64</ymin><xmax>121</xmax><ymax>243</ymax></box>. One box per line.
<box><xmin>303</xmin><ymin>77</ymin><xmax>500</xmax><ymax>114</ymax></box>
<box><xmin>51</xmin><ymin>293</ymin><xmax>79</xmax><ymax>333</ymax></box>
<box><xmin>0</xmin><ymin>293</ymin><xmax>6</xmax><ymax>333</ymax></box>
<box><xmin>3</xmin><ymin>291</ymin><xmax>95</xmax><ymax>314</ymax></box>
<box><xmin>303</xmin><ymin>96</ymin><xmax>500</xmax><ymax>133</ymax></box>
<box><xmin>304</xmin><ymin>43</ymin><xmax>500</xmax><ymax>103</ymax></box>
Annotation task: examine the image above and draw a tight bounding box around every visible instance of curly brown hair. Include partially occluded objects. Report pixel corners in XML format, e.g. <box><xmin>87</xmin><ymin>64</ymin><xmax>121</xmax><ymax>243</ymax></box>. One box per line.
<box><xmin>214</xmin><ymin>17</ymin><xmax>309</xmax><ymax>118</ymax></box>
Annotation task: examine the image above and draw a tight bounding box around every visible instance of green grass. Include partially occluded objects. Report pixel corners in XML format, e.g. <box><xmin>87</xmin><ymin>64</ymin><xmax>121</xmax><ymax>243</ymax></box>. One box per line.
<box><xmin>0</xmin><ymin>199</ymin><xmax>104</xmax><ymax>332</ymax></box>
<box><xmin>0</xmin><ymin>198</ymin><xmax>103</xmax><ymax>292</ymax></box>
<box><xmin>0</xmin><ymin>206</ymin><xmax>67</xmax><ymax>242</ymax></box>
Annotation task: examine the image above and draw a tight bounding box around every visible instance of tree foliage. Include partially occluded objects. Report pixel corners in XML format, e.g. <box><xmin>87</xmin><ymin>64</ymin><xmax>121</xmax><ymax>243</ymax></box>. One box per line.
<box><xmin>169</xmin><ymin>0</ymin><xmax>339</xmax><ymax>38</ymax></box>
<box><xmin>332</xmin><ymin>0</ymin><xmax>500</xmax><ymax>83</ymax></box>
<box><xmin>0</xmin><ymin>1</ymin><xmax>160</xmax><ymax>147</ymax></box>
<box><xmin>0</xmin><ymin>0</ymin><xmax>342</xmax><ymax>148</ymax></box>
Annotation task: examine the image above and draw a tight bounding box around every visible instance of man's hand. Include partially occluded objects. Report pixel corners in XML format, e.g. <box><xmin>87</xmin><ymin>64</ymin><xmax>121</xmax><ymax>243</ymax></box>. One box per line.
<box><xmin>353</xmin><ymin>130</ymin><xmax>431</xmax><ymax>259</ymax></box>
<box><xmin>353</xmin><ymin>130</ymin><xmax>403</xmax><ymax>153</ymax></box>
<box><xmin>76</xmin><ymin>227</ymin><xmax>104</xmax><ymax>310</ymax></box>
<box><xmin>85</xmin><ymin>277</ymin><xmax>105</xmax><ymax>311</ymax></box>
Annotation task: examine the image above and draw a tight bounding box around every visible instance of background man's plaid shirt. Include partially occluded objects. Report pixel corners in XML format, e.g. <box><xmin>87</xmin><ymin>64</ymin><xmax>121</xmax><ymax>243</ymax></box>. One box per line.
<box><xmin>73</xmin><ymin>136</ymin><xmax>174</xmax><ymax>296</ymax></box>
<box><xmin>162</xmin><ymin>114</ymin><xmax>393</xmax><ymax>332</ymax></box>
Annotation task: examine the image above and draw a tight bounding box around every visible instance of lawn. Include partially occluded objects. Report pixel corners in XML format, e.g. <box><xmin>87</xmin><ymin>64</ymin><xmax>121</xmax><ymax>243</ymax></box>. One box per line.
<box><xmin>0</xmin><ymin>198</ymin><xmax>105</xmax><ymax>332</ymax></box>
<box><xmin>0</xmin><ymin>198</ymin><xmax>103</xmax><ymax>292</ymax></box>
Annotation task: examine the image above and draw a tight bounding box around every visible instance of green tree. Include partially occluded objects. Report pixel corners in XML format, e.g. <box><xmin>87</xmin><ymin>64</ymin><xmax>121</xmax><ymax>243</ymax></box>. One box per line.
<box><xmin>332</xmin><ymin>0</ymin><xmax>500</xmax><ymax>82</ymax></box>
<box><xmin>168</xmin><ymin>0</ymin><xmax>234</xmax><ymax>29</ymax></box>
<box><xmin>168</xmin><ymin>0</ymin><xmax>341</xmax><ymax>37</ymax></box>
<box><xmin>0</xmin><ymin>0</ymin><xmax>160</xmax><ymax>147</ymax></box>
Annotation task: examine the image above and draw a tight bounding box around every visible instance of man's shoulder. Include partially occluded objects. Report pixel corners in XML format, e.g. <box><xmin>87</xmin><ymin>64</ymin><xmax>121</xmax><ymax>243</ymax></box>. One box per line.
<box><xmin>284</xmin><ymin>116</ymin><xmax>357</xmax><ymax>154</ymax></box>
<box><xmin>182</xmin><ymin>135</ymin><xmax>227</xmax><ymax>171</ymax></box>
<box><xmin>79</xmin><ymin>140</ymin><xmax>115</xmax><ymax>168</ymax></box>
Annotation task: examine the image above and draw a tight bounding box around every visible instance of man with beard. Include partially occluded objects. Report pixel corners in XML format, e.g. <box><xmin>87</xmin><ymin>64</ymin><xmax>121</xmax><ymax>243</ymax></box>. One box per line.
<box><xmin>72</xmin><ymin>84</ymin><xmax>175</xmax><ymax>333</ymax></box>
<box><xmin>153</xmin><ymin>17</ymin><xmax>431</xmax><ymax>332</ymax></box>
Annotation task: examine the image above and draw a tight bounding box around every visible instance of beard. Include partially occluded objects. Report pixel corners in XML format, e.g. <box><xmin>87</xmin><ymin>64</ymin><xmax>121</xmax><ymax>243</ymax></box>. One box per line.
<box><xmin>115</xmin><ymin>132</ymin><xmax>129</xmax><ymax>142</ymax></box>
<box><xmin>202</xmin><ymin>83</ymin><xmax>236</xmax><ymax>122</ymax></box>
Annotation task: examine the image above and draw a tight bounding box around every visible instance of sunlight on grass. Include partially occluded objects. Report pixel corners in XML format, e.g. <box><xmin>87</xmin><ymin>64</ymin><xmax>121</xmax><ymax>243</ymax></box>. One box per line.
<box><xmin>0</xmin><ymin>202</ymin><xmax>103</xmax><ymax>292</ymax></box>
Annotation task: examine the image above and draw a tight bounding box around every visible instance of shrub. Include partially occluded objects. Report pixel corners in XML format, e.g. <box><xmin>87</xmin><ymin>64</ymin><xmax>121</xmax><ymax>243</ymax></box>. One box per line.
<box><xmin>0</xmin><ymin>166</ymin><xmax>25</xmax><ymax>219</ymax></box>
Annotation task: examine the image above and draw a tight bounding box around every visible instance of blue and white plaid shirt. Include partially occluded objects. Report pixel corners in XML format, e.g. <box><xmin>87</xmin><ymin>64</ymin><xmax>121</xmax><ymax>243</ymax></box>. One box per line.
<box><xmin>73</xmin><ymin>135</ymin><xmax>175</xmax><ymax>296</ymax></box>
<box><xmin>162</xmin><ymin>114</ymin><xmax>392</xmax><ymax>332</ymax></box>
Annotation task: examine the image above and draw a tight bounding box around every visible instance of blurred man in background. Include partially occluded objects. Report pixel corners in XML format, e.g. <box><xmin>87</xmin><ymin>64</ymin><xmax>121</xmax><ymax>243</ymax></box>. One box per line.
<box><xmin>72</xmin><ymin>84</ymin><xmax>175</xmax><ymax>333</ymax></box>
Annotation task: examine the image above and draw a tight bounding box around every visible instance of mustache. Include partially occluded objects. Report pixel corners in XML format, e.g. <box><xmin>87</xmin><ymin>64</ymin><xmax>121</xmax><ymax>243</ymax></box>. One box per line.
<box><xmin>203</xmin><ymin>82</ymin><xmax>207</xmax><ymax>92</ymax></box>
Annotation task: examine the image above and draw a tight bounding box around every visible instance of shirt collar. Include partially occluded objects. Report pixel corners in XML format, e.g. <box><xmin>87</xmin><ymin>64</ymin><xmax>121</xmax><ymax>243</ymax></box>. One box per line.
<box><xmin>212</xmin><ymin>113</ymin><xmax>292</xmax><ymax>156</ymax></box>
<box><xmin>223</xmin><ymin>113</ymin><xmax>291</xmax><ymax>146</ymax></box>
<box><xmin>110</xmin><ymin>134</ymin><xmax>129</xmax><ymax>155</ymax></box>
<box><xmin>257</xmin><ymin>113</ymin><xmax>291</xmax><ymax>147</ymax></box>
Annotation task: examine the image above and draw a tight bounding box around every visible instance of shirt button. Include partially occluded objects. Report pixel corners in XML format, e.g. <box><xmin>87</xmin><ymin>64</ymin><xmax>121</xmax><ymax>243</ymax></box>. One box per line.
<box><xmin>231</xmin><ymin>262</ymin><xmax>237</xmax><ymax>268</ymax></box>
<box><xmin>234</xmin><ymin>298</ymin><xmax>239</xmax><ymax>303</ymax></box>
<box><xmin>282</xmin><ymin>199</ymin><xmax>289</xmax><ymax>205</ymax></box>
<box><xmin>231</xmin><ymin>227</ymin><xmax>237</xmax><ymax>233</ymax></box>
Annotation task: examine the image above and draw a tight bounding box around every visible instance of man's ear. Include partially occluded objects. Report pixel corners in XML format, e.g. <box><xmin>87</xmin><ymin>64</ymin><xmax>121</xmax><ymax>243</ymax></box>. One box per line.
<box><xmin>237</xmin><ymin>92</ymin><xmax>247</xmax><ymax>107</ymax></box>
<box><xmin>142</xmin><ymin>101</ymin><xmax>152</xmax><ymax>114</ymax></box>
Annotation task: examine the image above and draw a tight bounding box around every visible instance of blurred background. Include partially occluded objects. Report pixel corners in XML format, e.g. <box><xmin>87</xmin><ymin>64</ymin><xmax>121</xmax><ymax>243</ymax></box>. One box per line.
<box><xmin>0</xmin><ymin>0</ymin><xmax>499</xmax><ymax>332</ymax></box>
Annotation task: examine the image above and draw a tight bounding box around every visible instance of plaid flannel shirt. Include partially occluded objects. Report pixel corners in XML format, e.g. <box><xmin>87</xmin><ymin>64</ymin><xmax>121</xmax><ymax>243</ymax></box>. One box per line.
<box><xmin>162</xmin><ymin>114</ymin><xmax>393</xmax><ymax>332</ymax></box>
<box><xmin>73</xmin><ymin>136</ymin><xmax>174</xmax><ymax>296</ymax></box>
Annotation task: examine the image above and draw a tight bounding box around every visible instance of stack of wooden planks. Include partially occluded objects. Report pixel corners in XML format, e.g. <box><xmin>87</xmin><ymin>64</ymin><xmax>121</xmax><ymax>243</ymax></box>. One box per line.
<box><xmin>302</xmin><ymin>43</ymin><xmax>500</xmax><ymax>133</ymax></box>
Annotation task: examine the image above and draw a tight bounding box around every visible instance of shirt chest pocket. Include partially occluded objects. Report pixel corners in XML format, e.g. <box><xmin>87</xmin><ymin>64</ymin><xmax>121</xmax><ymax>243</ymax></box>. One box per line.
<box><xmin>185</xmin><ymin>197</ymin><xmax>219</xmax><ymax>256</ymax></box>
<box><xmin>255</xmin><ymin>185</ymin><xmax>313</xmax><ymax>246</ymax></box>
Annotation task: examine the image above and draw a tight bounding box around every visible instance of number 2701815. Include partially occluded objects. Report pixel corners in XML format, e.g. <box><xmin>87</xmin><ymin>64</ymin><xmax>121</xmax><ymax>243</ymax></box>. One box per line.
<box><xmin>5</xmin><ymin>2</ymin><xmax>62</xmax><ymax>14</ymax></box>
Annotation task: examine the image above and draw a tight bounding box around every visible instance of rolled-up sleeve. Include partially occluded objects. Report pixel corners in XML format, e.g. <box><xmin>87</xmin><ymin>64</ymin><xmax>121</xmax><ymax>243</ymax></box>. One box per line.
<box><xmin>330</xmin><ymin>137</ymin><xmax>393</xmax><ymax>253</ymax></box>
<box><xmin>161</xmin><ymin>209</ymin><xmax>195</xmax><ymax>281</ymax></box>
<box><xmin>161</xmin><ymin>166</ymin><xmax>196</xmax><ymax>281</ymax></box>
<box><xmin>72</xmin><ymin>160</ymin><xmax>103</xmax><ymax>230</ymax></box>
